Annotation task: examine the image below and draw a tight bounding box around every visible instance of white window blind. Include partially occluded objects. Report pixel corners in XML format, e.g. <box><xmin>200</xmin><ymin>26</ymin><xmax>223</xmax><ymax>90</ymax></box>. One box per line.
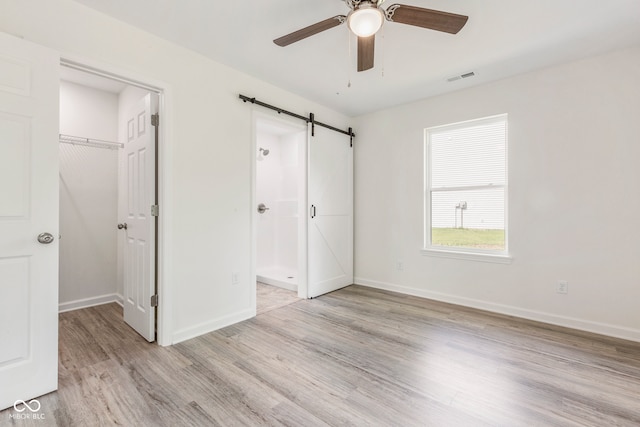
<box><xmin>425</xmin><ymin>114</ymin><xmax>508</xmax><ymax>255</ymax></box>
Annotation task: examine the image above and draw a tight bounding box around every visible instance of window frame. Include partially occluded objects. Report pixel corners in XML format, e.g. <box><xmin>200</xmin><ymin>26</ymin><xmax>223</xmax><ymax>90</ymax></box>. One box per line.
<box><xmin>422</xmin><ymin>114</ymin><xmax>511</xmax><ymax>264</ymax></box>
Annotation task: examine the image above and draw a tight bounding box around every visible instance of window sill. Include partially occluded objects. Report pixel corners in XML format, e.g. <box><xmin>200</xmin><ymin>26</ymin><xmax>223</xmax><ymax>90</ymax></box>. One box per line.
<box><xmin>421</xmin><ymin>248</ymin><xmax>513</xmax><ymax>264</ymax></box>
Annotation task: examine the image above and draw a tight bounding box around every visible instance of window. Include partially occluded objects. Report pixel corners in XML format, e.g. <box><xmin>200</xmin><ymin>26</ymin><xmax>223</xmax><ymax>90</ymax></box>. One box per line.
<box><xmin>424</xmin><ymin>114</ymin><xmax>509</xmax><ymax>261</ymax></box>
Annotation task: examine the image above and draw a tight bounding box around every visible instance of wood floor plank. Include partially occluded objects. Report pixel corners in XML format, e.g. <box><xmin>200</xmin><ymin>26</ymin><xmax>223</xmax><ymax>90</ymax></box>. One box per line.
<box><xmin>2</xmin><ymin>285</ymin><xmax>640</xmax><ymax>426</ymax></box>
<box><xmin>256</xmin><ymin>282</ymin><xmax>300</xmax><ymax>316</ymax></box>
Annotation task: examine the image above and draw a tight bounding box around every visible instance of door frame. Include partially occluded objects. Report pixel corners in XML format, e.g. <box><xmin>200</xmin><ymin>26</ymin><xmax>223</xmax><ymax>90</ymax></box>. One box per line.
<box><xmin>250</xmin><ymin>110</ymin><xmax>309</xmax><ymax>305</ymax></box>
<box><xmin>60</xmin><ymin>55</ymin><xmax>173</xmax><ymax>346</ymax></box>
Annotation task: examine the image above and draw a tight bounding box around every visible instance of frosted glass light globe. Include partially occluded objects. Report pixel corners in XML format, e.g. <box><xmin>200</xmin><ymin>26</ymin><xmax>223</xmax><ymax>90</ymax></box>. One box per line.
<box><xmin>347</xmin><ymin>6</ymin><xmax>384</xmax><ymax>37</ymax></box>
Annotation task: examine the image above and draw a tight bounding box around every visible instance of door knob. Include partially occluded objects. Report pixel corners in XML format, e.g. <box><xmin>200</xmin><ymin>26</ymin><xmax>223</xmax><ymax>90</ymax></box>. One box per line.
<box><xmin>37</xmin><ymin>232</ymin><xmax>54</xmax><ymax>244</ymax></box>
<box><xmin>117</xmin><ymin>223</ymin><xmax>128</xmax><ymax>230</ymax></box>
<box><xmin>257</xmin><ymin>203</ymin><xmax>270</xmax><ymax>214</ymax></box>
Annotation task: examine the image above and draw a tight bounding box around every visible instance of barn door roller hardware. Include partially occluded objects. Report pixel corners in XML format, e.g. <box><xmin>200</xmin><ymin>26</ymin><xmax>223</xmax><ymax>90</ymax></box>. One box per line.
<box><xmin>239</xmin><ymin>94</ymin><xmax>355</xmax><ymax>146</ymax></box>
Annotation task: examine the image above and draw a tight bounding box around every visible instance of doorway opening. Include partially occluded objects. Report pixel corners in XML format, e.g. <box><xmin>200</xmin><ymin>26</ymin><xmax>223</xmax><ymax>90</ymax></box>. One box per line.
<box><xmin>58</xmin><ymin>64</ymin><xmax>161</xmax><ymax>342</ymax></box>
<box><xmin>254</xmin><ymin>114</ymin><xmax>308</xmax><ymax>308</ymax></box>
<box><xmin>251</xmin><ymin>109</ymin><xmax>355</xmax><ymax>308</ymax></box>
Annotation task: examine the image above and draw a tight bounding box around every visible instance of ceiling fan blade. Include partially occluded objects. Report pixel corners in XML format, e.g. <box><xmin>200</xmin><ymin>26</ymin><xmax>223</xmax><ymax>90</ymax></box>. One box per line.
<box><xmin>357</xmin><ymin>35</ymin><xmax>375</xmax><ymax>72</ymax></box>
<box><xmin>386</xmin><ymin>4</ymin><xmax>468</xmax><ymax>34</ymax></box>
<box><xmin>274</xmin><ymin>15</ymin><xmax>346</xmax><ymax>47</ymax></box>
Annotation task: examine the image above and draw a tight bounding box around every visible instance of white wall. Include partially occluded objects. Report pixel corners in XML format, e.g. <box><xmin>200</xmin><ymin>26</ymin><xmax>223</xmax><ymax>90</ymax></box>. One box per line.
<box><xmin>0</xmin><ymin>0</ymin><xmax>350</xmax><ymax>344</ymax></box>
<box><xmin>354</xmin><ymin>46</ymin><xmax>640</xmax><ymax>341</ymax></box>
<box><xmin>59</xmin><ymin>80</ymin><xmax>119</xmax><ymax>310</ymax></box>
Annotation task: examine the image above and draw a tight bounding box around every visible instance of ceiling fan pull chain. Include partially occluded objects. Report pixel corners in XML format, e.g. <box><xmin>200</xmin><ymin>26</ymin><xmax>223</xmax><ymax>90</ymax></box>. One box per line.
<box><xmin>380</xmin><ymin>24</ymin><xmax>385</xmax><ymax>77</ymax></box>
<box><xmin>347</xmin><ymin>31</ymin><xmax>352</xmax><ymax>88</ymax></box>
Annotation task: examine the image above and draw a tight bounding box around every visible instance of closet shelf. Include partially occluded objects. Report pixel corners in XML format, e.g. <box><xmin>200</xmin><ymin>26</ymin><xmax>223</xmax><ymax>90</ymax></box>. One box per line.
<box><xmin>59</xmin><ymin>134</ymin><xmax>123</xmax><ymax>150</ymax></box>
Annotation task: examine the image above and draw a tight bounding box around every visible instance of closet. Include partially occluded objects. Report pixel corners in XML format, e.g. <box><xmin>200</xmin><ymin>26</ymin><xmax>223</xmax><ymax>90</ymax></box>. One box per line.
<box><xmin>59</xmin><ymin>74</ymin><xmax>120</xmax><ymax>311</ymax></box>
<box><xmin>58</xmin><ymin>67</ymin><xmax>158</xmax><ymax>341</ymax></box>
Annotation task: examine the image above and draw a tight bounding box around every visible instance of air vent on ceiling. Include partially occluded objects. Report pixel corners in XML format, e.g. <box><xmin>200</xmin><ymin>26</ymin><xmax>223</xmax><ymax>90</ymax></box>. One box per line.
<box><xmin>447</xmin><ymin>71</ymin><xmax>476</xmax><ymax>82</ymax></box>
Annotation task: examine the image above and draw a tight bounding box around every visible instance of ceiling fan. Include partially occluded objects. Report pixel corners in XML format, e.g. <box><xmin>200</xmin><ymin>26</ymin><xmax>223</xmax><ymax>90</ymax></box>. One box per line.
<box><xmin>273</xmin><ymin>0</ymin><xmax>468</xmax><ymax>72</ymax></box>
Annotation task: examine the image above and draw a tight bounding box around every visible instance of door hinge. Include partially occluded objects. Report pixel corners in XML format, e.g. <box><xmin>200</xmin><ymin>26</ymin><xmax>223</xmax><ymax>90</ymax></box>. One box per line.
<box><xmin>151</xmin><ymin>205</ymin><xmax>159</xmax><ymax>216</ymax></box>
<box><xmin>150</xmin><ymin>294</ymin><xmax>158</xmax><ymax>307</ymax></box>
<box><xmin>151</xmin><ymin>113</ymin><xmax>159</xmax><ymax>127</ymax></box>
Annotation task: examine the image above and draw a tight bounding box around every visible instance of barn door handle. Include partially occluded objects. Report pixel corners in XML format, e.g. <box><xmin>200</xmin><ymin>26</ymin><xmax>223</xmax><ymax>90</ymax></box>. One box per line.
<box><xmin>117</xmin><ymin>223</ymin><xmax>128</xmax><ymax>230</ymax></box>
<box><xmin>310</xmin><ymin>205</ymin><xmax>316</xmax><ymax>218</ymax></box>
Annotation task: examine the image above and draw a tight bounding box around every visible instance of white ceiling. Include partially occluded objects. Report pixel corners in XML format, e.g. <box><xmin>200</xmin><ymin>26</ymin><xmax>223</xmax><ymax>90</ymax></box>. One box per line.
<box><xmin>70</xmin><ymin>0</ymin><xmax>640</xmax><ymax>117</ymax></box>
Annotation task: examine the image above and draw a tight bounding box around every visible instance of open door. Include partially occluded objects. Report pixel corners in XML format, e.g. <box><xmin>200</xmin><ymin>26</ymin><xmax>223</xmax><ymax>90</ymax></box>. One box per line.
<box><xmin>122</xmin><ymin>93</ymin><xmax>158</xmax><ymax>342</ymax></box>
<box><xmin>307</xmin><ymin>125</ymin><xmax>353</xmax><ymax>298</ymax></box>
<box><xmin>0</xmin><ymin>33</ymin><xmax>60</xmax><ymax>410</ymax></box>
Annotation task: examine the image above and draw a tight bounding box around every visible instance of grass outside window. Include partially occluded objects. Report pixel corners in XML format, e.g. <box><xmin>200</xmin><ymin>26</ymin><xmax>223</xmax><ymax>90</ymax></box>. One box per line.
<box><xmin>431</xmin><ymin>228</ymin><xmax>505</xmax><ymax>251</ymax></box>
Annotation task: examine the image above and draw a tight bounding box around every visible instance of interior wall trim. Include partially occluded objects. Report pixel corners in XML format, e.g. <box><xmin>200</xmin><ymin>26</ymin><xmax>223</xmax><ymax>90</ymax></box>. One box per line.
<box><xmin>354</xmin><ymin>277</ymin><xmax>640</xmax><ymax>343</ymax></box>
<box><xmin>171</xmin><ymin>308</ymin><xmax>255</xmax><ymax>345</ymax></box>
<box><xmin>61</xmin><ymin>59</ymin><xmax>162</xmax><ymax>94</ymax></box>
<box><xmin>58</xmin><ymin>293</ymin><xmax>120</xmax><ymax>313</ymax></box>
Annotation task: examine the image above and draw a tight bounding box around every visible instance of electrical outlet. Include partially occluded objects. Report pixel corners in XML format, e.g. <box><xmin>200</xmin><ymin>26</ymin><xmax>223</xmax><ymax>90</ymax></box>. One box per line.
<box><xmin>557</xmin><ymin>280</ymin><xmax>568</xmax><ymax>294</ymax></box>
<box><xmin>232</xmin><ymin>272</ymin><xmax>239</xmax><ymax>285</ymax></box>
<box><xmin>396</xmin><ymin>260</ymin><xmax>404</xmax><ymax>271</ymax></box>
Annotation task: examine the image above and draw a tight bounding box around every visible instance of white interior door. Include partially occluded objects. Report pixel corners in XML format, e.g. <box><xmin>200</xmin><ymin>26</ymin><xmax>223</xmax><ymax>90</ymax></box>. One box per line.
<box><xmin>307</xmin><ymin>125</ymin><xmax>353</xmax><ymax>298</ymax></box>
<box><xmin>122</xmin><ymin>93</ymin><xmax>157</xmax><ymax>342</ymax></box>
<box><xmin>0</xmin><ymin>33</ymin><xmax>60</xmax><ymax>410</ymax></box>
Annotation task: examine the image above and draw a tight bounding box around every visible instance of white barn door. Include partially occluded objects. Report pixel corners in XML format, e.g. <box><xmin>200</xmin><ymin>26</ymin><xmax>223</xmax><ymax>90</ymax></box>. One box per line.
<box><xmin>307</xmin><ymin>125</ymin><xmax>353</xmax><ymax>298</ymax></box>
<box><xmin>122</xmin><ymin>94</ymin><xmax>157</xmax><ymax>342</ymax></box>
<box><xmin>0</xmin><ymin>33</ymin><xmax>60</xmax><ymax>410</ymax></box>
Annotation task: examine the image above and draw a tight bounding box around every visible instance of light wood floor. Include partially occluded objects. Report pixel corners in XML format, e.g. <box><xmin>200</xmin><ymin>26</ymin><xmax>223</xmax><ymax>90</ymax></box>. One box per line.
<box><xmin>2</xmin><ymin>285</ymin><xmax>640</xmax><ymax>426</ymax></box>
<box><xmin>256</xmin><ymin>282</ymin><xmax>300</xmax><ymax>315</ymax></box>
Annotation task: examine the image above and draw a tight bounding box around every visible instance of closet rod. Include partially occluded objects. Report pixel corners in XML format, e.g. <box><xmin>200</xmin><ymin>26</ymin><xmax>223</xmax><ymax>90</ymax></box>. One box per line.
<box><xmin>238</xmin><ymin>94</ymin><xmax>355</xmax><ymax>145</ymax></box>
<box><xmin>59</xmin><ymin>134</ymin><xmax>123</xmax><ymax>150</ymax></box>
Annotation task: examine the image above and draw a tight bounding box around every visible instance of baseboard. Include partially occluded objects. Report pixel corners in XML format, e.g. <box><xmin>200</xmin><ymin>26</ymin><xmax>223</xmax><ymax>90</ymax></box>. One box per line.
<box><xmin>171</xmin><ymin>308</ymin><xmax>256</xmax><ymax>345</ymax></box>
<box><xmin>257</xmin><ymin>275</ymin><xmax>297</xmax><ymax>292</ymax></box>
<box><xmin>354</xmin><ymin>277</ymin><xmax>640</xmax><ymax>343</ymax></box>
<box><xmin>115</xmin><ymin>293</ymin><xmax>124</xmax><ymax>307</ymax></box>
<box><xmin>58</xmin><ymin>293</ymin><xmax>120</xmax><ymax>313</ymax></box>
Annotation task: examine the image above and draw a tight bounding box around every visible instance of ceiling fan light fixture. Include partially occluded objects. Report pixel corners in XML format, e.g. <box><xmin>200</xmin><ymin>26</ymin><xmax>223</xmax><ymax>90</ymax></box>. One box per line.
<box><xmin>273</xmin><ymin>2</ymin><xmax>469</xmax><ymax>73</ymax></box>
<box><xmin>347</xmin><ymin>5</ymin><xmax>384</xmax><ymax>37</ymax></box>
